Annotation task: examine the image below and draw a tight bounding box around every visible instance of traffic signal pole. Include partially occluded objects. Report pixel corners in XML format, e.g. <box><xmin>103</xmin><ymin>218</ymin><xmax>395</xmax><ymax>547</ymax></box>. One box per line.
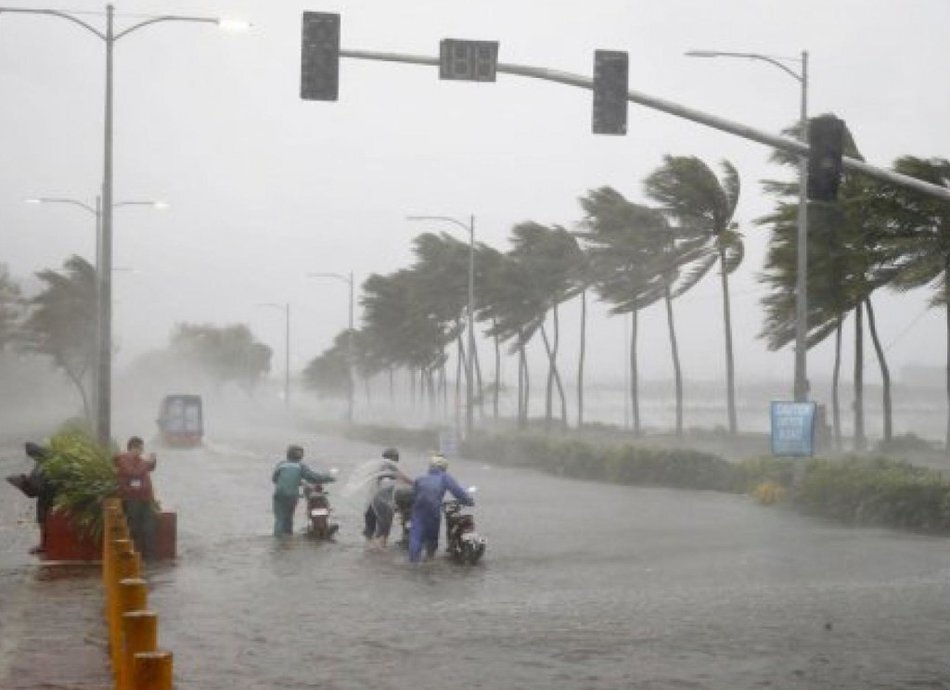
<box><xmin>337</xmin><ymin>47</ymin><xmax>950</xmax><ymax>203</ymax></box>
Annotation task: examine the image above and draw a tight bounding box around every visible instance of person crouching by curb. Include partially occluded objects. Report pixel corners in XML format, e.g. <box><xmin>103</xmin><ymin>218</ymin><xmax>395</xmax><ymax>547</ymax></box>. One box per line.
<box><xmin>272</xmin><ymin>444</ymin><xmax>336</xmax><ymax>537</ymax></box>
<box><xmin>114</xmin><ymin>436</ymin><xmax>157</xmax><ymax>560</ymax></box>
<box><xmin>408</xmin><ymin>455</ymin><xmax>473</xmax><ymax>563</ymax></box>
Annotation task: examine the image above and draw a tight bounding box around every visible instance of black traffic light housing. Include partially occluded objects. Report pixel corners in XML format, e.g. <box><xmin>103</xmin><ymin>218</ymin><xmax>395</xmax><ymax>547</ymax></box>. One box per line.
<box><xmin>807</xmin><ymin>115</ymin><xmax>846</xmax><ymax>202</ymax></box>
<box><xmin>300</xmin><ymin>12</ymin><xmax>340</xmax><ymax>101</ymax></box>
<box><xmin>592</xmin><ymin>50</ymin><xmax>628</xmax><ymax>135</ymax></box>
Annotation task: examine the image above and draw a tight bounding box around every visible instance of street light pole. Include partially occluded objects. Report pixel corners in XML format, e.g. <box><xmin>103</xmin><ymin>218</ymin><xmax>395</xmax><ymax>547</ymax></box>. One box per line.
<box><xmin>686</xmin><ymin>49</ymin><xmax>809</xmax><ymax>401</ymax></box>
<box><xmin>258</xmin><ymin>303</ymin><xmax>291</xmax><ymax>408</ymax></box>
<box><xmin>406</xmin><ymin>214</ymin><xmax>476</xmax><ymax>439</ymax></box>
<box><xmin>2</xmin><ymin>4</ymin><xmax>248</xmax><ymax>445</ymax></box>
<box><xmin>308</xmin><ymin>272</ymin><xmax>356</xmax><ymax>423</ymax></box>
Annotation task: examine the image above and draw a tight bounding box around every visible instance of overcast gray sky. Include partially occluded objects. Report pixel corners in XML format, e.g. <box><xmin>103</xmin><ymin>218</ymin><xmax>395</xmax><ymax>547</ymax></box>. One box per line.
<box><xmin>2</xmin><ymin>0</ymin><xmax>949</xmax><ymax>392</ymax></box>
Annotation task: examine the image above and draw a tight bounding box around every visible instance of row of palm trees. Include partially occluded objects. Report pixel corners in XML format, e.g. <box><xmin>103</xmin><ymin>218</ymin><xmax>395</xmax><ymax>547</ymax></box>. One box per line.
<box><xmin>305</xmin><ymin>154</ymin><xmax>746</xmax><ymax>437</ymax></box>
<box><xmin>304</xmin><ymin>136</ymin><xmax>950</xmax><ymax>448</ymax></box>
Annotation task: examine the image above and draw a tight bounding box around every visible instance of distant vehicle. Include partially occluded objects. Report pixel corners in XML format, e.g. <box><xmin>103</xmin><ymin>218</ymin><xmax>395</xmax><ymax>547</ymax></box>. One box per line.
<box><xmin>156</xmin><ymin>394</ymin><xmax>203</xmax><ymax>447</ymax></box>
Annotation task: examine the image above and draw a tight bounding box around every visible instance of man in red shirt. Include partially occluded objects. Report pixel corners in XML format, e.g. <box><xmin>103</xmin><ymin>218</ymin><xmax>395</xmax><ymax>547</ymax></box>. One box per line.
<box><xmin>114</xmin><ymin>436</ymin><xmax>157</xmax><ymax>559</ymax></box>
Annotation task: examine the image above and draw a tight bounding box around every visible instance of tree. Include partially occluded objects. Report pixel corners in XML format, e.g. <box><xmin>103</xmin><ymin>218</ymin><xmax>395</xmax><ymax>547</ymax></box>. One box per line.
<box><xmin>169</xmin><ymin>323</ymin><xmax>272</xmax><ymax>392</ymax></box>
<box><xmin>0</xmin><ymin>263</ymin><xmax>23</xmax><ymax>352</ymax></box>
<box><xmin>869</xmin><ymin>156</ymin><xmax>950</xmax><ymax>449</ymax></box>
<box><xmin>20</xmin><ymin>255</ymin><xmax>96</xmax><ymax>421</ymax></box>
<box><xmin>508</xmin><ymin>222</ymin><xmax>582</xmax><ymax>430</ymax></box>
<box><xmin>644</xmin><ymin>156</ymin><xmax>744</xmax><ymax>434</ymax></box>
<box><xmin>303</xmin><ymin>330</ymin><xmax>351</xmax><ymax>397</ymax></box>
<box><xmin>759</xmin><ymin>119</ymin><xmax>895</xmax><ymax>450</ymax></box>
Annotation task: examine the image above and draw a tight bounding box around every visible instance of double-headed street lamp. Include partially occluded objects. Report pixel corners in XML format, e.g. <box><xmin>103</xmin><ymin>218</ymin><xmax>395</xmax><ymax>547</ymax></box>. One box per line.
<box><xmin>406</xmin><ymin>214</ymin><xmax>476</xmax><ymax>439</ymax></box>
<box><xmin>686</xmin><ymin>49</ymin><xmax>809</xmax><ymax>402</ymax></box>
<box><xmin>308</xmin><ymin>271</ymin><xmax>355</xmax><ymax>424</ymax></box>
<box><xmin>258</xmin><ymin>302</ymin><xmax>291</xmax><ymax>409</ymax></box>
<box><xmin>1</xmin><ymin>4</ymin><xmax>248</xmax><ymax>445</ymax></box>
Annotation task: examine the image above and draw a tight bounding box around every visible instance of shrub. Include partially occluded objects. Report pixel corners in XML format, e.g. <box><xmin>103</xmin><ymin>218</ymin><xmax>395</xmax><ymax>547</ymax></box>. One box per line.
<box><xmin>44</xmin><ymin>424</ymin><xmax>117</xmax><ymax>539</ymax></box>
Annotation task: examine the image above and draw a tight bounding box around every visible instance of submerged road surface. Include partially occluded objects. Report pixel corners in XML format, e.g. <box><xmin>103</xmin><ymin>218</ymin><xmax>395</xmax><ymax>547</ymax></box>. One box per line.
<box><xmin>146</xmin><ymin>428</ymin><xmax>950</xmax><ymax>689</ymax></box>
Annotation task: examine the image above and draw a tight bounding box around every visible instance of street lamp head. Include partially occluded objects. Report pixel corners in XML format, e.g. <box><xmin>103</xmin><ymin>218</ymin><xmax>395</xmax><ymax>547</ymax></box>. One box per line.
<box><xmin>24</xmin><ymin>198</ymin><xmax>42</xmax><ymax>204</ymax></box>
<box><xmin>218</xmin><ymin>18</ymin><xmax>252</xmax><ymax>32</ymax></box>
<box><xmin>685</xmin><ymin>50</ymin><xmax>720</xmax><ymax>58</ymax></box>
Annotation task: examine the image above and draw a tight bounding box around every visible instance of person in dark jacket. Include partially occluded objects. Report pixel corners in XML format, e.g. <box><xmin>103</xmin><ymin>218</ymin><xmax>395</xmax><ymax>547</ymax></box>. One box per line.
<box><xmin>272</xmin><ymin>444</ymin><xmax>336</xmax><ymax>537</ymax></box>
<box><xmin>25</xmin><ymin>442</ymin><xmax>55</xmax><ymax>555</ymax></box>
<box><xmin>408</xmin><ymin>455</ymin><xmax>473</xmax><ymax>563</ymax></box>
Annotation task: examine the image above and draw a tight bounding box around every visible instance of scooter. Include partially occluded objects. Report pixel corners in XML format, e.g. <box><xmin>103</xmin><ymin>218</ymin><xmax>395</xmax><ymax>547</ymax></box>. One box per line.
<box><xmin>393</xmin><ymin>486</ymin><xmax>415</xmax><ymax>549</ymax></box>
<box><xmin>442</xmin><ymin>491</ymin><xmax>486</xmax><ymax>565</ymax></box>
<box><xmin>302</xmin><ymin>481</ymin><xmax>339</xmax><ymax>540</ymax></box>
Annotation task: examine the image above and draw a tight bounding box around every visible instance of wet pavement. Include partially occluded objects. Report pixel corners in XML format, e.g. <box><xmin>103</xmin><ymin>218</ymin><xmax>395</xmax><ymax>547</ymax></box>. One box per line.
<box><xmin>3</xmin><ymin>427</ymin><xmax>950</xmax><ymax>689</ymax></box>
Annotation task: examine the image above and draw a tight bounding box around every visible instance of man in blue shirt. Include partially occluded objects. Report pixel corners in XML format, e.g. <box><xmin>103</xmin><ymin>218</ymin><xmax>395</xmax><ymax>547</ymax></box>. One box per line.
<box><xmin>271</xmin><ymin>444</ymin><xmax>336</xmax><ymax>537</ymax></box>
<box><xmin>409</xmin><ymin>455</ymin><xmax>473</xmax><ymax>563</ymax></box>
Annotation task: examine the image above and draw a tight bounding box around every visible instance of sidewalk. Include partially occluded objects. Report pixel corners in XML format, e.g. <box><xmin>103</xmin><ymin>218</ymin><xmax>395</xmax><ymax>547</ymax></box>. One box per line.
<box><xmin>1</xmin><ymin>446</ymin><xmax>112</xmax><ymax>690</ymax></box>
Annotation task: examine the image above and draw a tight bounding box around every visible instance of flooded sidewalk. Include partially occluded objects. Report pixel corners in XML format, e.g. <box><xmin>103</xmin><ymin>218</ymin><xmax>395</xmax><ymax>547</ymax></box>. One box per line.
<box><xmin>0</xmin><ymin>446</ymin><xmax>111</xmax><ymax>690</ymax></box>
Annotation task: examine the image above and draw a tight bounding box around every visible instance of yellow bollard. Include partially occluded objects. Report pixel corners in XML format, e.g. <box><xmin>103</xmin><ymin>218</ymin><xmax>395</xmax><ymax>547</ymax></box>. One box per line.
<box><xmin>133</xmin><ymin>651</ymin><xmax>173</xmax><ymax>690</ymax></box>
<box><xmin>121</xmin><ymin>610</ymin><xmax>157</xmax><ymax>690</ymax></box>
<box><xmin>114</xmin><ymin>578</ymin><xmax>148</xmax><ymax>686</ymax></box>
<box><xmin>110</xmin><ymin>549</ymin><xmax>141</xmax><ymax>674</ymax></box>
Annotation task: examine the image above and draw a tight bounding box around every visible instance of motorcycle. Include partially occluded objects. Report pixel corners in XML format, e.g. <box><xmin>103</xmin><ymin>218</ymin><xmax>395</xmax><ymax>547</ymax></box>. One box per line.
<box><xmin>393</xmin><ymin>486</ymin><xmax>415</xmax><ymax>549</ymax></box>
<box><xmin>442</xmin><ymin>494</ymin><xmax>486</xmax><ymax>565</ymax></box>
<box><xmin>302</xmin><ymin>481</ymin><xmax>339</xmax><ymax>540</ymax></box>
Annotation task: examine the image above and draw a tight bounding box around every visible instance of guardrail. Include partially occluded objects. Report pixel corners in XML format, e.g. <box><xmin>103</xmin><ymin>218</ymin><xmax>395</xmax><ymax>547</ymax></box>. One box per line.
<box><xmin>102</xmin><ymin>498</ymin><xmax>172</xmax><ymax>690</ymax></box>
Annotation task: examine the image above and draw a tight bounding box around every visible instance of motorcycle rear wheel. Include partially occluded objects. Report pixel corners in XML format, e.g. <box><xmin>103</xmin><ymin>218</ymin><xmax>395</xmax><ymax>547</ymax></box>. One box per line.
<box><xmin>311</xmin><ymin>516</ymin><xmax>328</xmax><ymax>539</ymax></box>
<box><xmin>461</xmin><ymin>540</ymin><xmax>483</xmax><ymax>565</ymax></box>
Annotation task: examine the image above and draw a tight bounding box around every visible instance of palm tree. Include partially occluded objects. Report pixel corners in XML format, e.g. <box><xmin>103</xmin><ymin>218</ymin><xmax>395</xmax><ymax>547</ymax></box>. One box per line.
<box><xmin>21</xmin><ymin>255</ymin><xmax>96</xmax><ymax>421</ymax></box>
<box><xmin>508</xmin><ymin>222</ymin><xmax>583</xmax><ymax>430</ymax></box>
<box><xmin>0</xmin><ymin>263</ymin><xmax>23</xmax><ymax>352</ymax></box>
<box><xmin>869</xmin><ymin>156</ymin><xmax>950</xmax><ymax>449</ymax></box>
<box><xmin>644</xmin><ymin>156</ymin><xmax>744</xmax><ymax>433</ymax></box>
<box><xmin>759</xmin><ymin>118</ymin><xmax>896</xmax><ymax>449</ymax></box>
<box><xmin>577</xmin><ymin>187</ymin><xmax>676</xmax><ymax>435</ymax></box>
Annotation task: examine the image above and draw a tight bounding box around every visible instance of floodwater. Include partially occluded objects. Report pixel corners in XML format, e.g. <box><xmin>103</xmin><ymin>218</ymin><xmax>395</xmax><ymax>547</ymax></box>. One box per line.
<box><xmin>140</xmin><ymin>426</ymin><xmax>950</xmax><ymax>690</ymax></box>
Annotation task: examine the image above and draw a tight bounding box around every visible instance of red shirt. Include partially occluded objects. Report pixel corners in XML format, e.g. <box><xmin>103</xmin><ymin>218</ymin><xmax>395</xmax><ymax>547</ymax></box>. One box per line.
<box><xmin>114</xmin><ymin>451</ymin><xmax>156</xmax><ymax>501</ymax></box>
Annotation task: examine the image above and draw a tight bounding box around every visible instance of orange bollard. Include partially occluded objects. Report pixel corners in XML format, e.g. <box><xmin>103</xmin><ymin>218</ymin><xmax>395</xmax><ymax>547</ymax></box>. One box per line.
<box><xmin>110</xmin><ymin>548</ymin><xmax>141</xmax><ymax>673</ymax></box>
<box><xmin>133</xmin><ymin>651</ymin><xmax>173</xmax><ymax>690</ymax></box>
<box><xmin>121</xmin><ymin>610</ymin><xmax>157</xmax><ymax>690</ymax></box>
<box><xmin>114</xmin><ymin>578</ymin><xmax>148</xmax><ymax>685</ymax></box>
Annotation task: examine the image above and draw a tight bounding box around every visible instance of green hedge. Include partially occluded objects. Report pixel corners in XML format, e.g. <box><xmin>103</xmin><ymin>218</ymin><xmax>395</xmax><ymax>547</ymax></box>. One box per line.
<box><xmin>343</xmin><ymin>424</ymin><xmax>950</xmax><ymax>535</ymax></box>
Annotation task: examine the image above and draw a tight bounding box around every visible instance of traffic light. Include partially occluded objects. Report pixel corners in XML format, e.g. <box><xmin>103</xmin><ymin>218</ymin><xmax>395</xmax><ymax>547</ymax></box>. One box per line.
<box><xmin>300</xmin><ymin>12</ymin><xmax>340</xmax><ymax>101</ymax></box>
<box><xmin>592</xmin><ymin>50</ymin><xmax>628</xmax><ymax>135</ymax></box>
<box><xmin>807</xmin><ymin>115</ymin><xmax>846</xmax><ymax>201</ymax></box>
<box><xmin>439</xmin><ymin>39</ymin><xmax>499</xmax><ymax>82</ymax></box>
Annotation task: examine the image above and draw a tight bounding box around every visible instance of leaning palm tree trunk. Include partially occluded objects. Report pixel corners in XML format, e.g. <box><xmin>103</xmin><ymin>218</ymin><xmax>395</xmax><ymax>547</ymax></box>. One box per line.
<box><xmin>577</xmin><ymin>289</ymin><xmax>587</xmax><ymax>428</ymax></box>
<box><xmin>492</xmin><ymin>322</ymin><xmax>500</xmax><ymax>422</ymax></box>
<box><xmin>473</xmin><ymin>340</ymin><xmax>485</xmax><ymax>420</ymax></box>
<box><xmin>945</xmin><ymin>260</ymin><xmax>950</xmax><ymax>452</ymax></box>
<box><xmin>631</xmin><ymin>308</ymin><xmax>641</xmax><ymax>436</ymax></box>
<box><xmin>853</xmin><ymin>303</ymin><xmax>866</xmax><ymax>451</ymax></box>
<box><xmin>664</xmin><ymin>286</ymin><xmax>684</xmax><ymax>437</ymax></box>
<box><xmin>865</xmin><ymin>298</ymin><xmax>892</xmax><ymax>444</ymax></box>
<box><xmin>832</xmin><ymin>316</ymin><xmax>843</xmax><ymax>450</ymax></box>
<box><xmin>719</xmin><ymin>249</ymin><xmax>737</xmax><ymax>434</ymax></box>
<box><xmin>539</xmin><ymin>323</ymin><xmax>568</xmax><ymax>431</ymax></box>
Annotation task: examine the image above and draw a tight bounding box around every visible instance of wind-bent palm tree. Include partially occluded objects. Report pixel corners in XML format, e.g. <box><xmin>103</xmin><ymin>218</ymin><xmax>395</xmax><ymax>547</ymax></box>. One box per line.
<box><xmin>644</xmin><ymin>155</ymin><xmax>744</xmax><ymax>434</ymax></box>
<box><xmin>869</xmin><ymin>156</ymin><xmax>950</xmax><ymax>449</ymax></box>
<box><xmin>21</xmin><ymin>255</ymin><xmax>97</xmax><ymax>421</ymax></box>
<box><xmin>508</xmin><ymin>221</ymin><xmax>582</xmax><ymax>430</ymax></box>
<box><xmin>759</xmin><ymin>118</ymin><xmax>896</xmax><ymax>449</ymax></box>
<box><xmin>576</xmin><ymin>187</ymin><xmax>669</xmax><ymax>436</ymax></box>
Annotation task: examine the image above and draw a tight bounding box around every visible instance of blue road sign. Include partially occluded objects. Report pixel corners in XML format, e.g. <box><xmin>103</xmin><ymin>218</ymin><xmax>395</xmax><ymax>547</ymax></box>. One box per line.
<box><xmin>770</xmin><ymin>401</ymin><xmax>817</xmax><ymax>457</ymax></box>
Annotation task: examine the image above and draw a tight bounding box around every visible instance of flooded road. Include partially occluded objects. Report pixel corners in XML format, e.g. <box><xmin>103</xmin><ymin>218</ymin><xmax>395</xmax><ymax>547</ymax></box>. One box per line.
<box><xmin>146</xmin><ymin>428</ymin><xmax>950</xmax><ymax>689</ymax></box>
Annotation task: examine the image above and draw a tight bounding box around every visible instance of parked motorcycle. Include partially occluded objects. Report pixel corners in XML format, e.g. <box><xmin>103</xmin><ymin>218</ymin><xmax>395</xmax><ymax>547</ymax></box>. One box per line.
<box><xmin>443</xmin><ymin>491</ymin><xmax>486</xmax><ymax>565</ymax></box>
<box><xmin>302</xmin><ymin>481</ymin><xmax>339</xmax><ymax>540</ymax></box>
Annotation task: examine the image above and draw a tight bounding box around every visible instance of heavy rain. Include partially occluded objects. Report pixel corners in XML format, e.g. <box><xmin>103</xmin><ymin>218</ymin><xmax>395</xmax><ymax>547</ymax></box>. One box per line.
<box><xmin>2</xmin><ymin>1</ymin><xmax>950</xmax><ymax>689</ymax></box>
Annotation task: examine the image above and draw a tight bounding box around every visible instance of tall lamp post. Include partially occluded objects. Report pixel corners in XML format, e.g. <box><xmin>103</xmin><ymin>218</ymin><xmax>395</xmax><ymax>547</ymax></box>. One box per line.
<box><xmin>686</xmin><ymin>49</ymin><xmax>809</xmax><ymax>402</ymax></box>
<box><xmin>258</xmin><ymin>302</ymin><xmax>291</xmax><ymax>408</ymax></box>
<box><xmin>308</xmin><ymin>271</ymin><xmax>355</xmax><ymax>424</ymax></box>
<box><xmin>1</xmin><ymin>5</ymin><xmax>249</xmax><ymax>445</ymax></box>
<box><xmin>406</xmin><ymin>214</ymin><xmax>476</xmax><ymax>438</ymax></box>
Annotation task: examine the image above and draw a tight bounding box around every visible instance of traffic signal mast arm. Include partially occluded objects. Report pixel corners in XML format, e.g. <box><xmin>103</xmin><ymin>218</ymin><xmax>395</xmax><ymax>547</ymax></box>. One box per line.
<box><xmin>338</xmin><ymin>47</ymin><xmax>950</xmax><ymax>203</ymax></box>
